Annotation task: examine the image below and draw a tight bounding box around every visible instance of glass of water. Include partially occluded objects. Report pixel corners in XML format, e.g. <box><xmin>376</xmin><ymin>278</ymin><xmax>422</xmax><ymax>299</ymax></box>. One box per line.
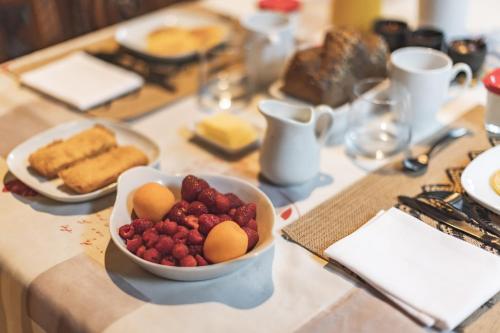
<box><xmin>197</xmin><ymin>45</ymin><xmax>250</xmax><ymax>113</ymax></box>
<box><xmin>345</xmin><ymin>78</ymin><xmax>411</xmax><ymax>159</ymax></box>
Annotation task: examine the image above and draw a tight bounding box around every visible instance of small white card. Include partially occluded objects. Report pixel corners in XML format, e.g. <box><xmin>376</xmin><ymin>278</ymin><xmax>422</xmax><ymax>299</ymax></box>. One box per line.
<box><xmin>20</xmin><ymin>52</ymin><xmax>144</xmax><ymax>111</ymax></box>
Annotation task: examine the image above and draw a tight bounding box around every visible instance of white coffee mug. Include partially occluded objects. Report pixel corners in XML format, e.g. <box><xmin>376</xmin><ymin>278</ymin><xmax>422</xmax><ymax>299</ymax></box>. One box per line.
<box><xmin>390</xmin><ymin>47</ymin><xmax>472</xmax><ymax>132</ymax></box>
<box><xmin>241</xmin><ymin>12</ymin><xmax>294</xmax><ymax>90</ymax></box>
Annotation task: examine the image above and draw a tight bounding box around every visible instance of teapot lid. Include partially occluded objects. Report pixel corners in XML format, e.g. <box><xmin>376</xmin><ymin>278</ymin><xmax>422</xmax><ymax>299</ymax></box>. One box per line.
<box><xmin>483</xmin><ymin>68</ymin><xmax>500</xmax><ymax>95</ymax></box>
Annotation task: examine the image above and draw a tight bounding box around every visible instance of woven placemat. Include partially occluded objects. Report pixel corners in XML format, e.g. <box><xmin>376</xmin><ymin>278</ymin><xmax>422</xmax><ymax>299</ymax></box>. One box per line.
<box><xmin>282</xmin><ymin>105</ymin><xmax>492</xmax><ymax>259</ymax></box>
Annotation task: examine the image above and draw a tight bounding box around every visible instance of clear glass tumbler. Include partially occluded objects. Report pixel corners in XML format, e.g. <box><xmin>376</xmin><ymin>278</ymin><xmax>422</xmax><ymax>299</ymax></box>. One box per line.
<box><xmin>345</xmin><ymin>78</ymin><xmax>411</xmax><ymax>159</ymax></box>
<box><xmin>197</xmin><ymin>45</ymin><xmax>250</xmax><ymax>113</ymax></box>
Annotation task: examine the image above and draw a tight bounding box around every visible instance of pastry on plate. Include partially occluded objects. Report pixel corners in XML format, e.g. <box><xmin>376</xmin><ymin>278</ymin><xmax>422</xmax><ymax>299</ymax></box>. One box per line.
<box><xmin>59</xmin><ymin>146</ymin><xmax>148</xmax><ymax>194</ymax></box>
<box><xmin>146</xmin><ymin>25</ymin><xmax>225</xmax><ymax>56</ymax></box>
<box><xmin>28</xmin><ymin>125</ymin><xmax>117</xmax><ymax>178</ymax></box>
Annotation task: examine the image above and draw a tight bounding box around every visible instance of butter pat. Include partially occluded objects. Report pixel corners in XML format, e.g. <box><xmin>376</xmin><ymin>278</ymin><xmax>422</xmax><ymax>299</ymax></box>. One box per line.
<box><xmin>196</xmin><ymin>113</ymin><xmax>257</xmax><ymax>150</ymax></box>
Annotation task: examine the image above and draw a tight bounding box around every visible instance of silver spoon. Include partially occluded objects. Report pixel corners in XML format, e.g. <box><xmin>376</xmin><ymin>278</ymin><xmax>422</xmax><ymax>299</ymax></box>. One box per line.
<box><xmin>402</xmin><ymin>127</ymin><xmax>471</xmax><ymax>173</ymax></box>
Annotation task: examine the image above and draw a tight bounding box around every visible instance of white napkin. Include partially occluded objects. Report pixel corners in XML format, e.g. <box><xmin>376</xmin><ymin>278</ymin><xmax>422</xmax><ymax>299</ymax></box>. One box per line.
<box><xmin>20</xmin><ymin>52</ymin><xmax>143</xmax><ymax>111</ymax></box>
<box><xmin>324</xmin><ymin>207</ymin><xmax>500</xmax><ymax>331</ymax></box>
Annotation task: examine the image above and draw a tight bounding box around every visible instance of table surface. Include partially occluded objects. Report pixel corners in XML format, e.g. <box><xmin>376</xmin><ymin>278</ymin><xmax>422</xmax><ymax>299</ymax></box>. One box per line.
<box><xmin>0</xmin><ymin>1</ymin><xmax>499</xmax><ymax>333</ymax></box>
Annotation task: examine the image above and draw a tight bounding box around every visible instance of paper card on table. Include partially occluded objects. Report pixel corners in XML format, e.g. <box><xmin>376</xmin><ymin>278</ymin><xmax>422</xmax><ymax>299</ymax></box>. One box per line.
<box><xmin>324</xmin><ymin>207</ymin><xmax>500</xmax><ymax>330</ymax></box>
<box><xmin>20</xmin><ymin>52</ymin><xmax>144</xmax><ymax>111</ymax></box>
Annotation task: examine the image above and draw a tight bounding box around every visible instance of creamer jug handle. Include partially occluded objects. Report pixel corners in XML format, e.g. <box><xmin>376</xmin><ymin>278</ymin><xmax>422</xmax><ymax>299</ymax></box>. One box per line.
<box><xmin>314</xmin><ymin>105</ymin><xmax>335</xmax><ymax>146</ymax></box>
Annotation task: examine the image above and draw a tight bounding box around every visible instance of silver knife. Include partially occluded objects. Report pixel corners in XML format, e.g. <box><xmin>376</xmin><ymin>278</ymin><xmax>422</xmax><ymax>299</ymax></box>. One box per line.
<box><xmin>398</xmin><ymin>196</ymin><xmax>500</xmax><ymax>251</ymax></box>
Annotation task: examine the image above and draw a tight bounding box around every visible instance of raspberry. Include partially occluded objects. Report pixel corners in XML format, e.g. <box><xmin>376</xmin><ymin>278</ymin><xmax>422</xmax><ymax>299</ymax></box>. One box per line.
<box><xmin>183</xmin><ymin>215</ymin><xmax>199</xmax><ymax>229</ymax></box>
<box><xmin>195</xmin><ymin>254</ymin><xmax>208</xmax><ymax>266</ymax></box>
<box><xmin>172</xmin><ymin>243</ymin><xmax>189</xmax><ymax>260</ymax></box>
<box><xmin>181</xmin><ymin>175</ymin><xmax>208</xmax><ymax>202</ymax></box>
<box><xmin>162</xmin><ymin>220</ymin><xmax>178</xmax><ymax>236</ymax></box>
<box><xmin>225</xmin><ymin>193</ymin><xmax>244</xmax><ymax>209</ymax></box>
<box><xmin>187</xmin><ymin>229</ymin><xmax>204</xmax><ymax>245</ymax></box>
<box><xmin>177</xmin><ymin>225</ymin><xmax>189</xmax><ymax>234</ymax></box>
<box><xmin>118</xmin><ymin>224</ymin><xmax>135</xmax><ymax>239</ymax></box>
<box><xmin>247</xmin><ymin>219</ymin><xmax>258</xmax><ymax>231</ymax></box>
<box><xmin>180</xmin><ymin>255</ymin><xmax>197</xmax><ymax>267</ymax></box>
<box><xmin>142</xmin><ymin>228</ymin><xmax>159</xmax><ymax>248</ymax></box>
<box><xmin>242</xmin><ymin>227</ymin><xmax>259</xmax><ymax>251</ymax></box>
<box><xmin>167</xmin><ymin>206</ymin><xmax>185</xmax><ymax>224</ymax></box>
<box><xmin>143</xmin><ymin>248</ymin><xmax>161</xmax><ymax>263</ymax></box>
<box><xmin>214</xmin><ymin>193</ymin><xmax>231</xmax><ymax>213</ymax></box>
<box><xmin>188</xmin><ymin>245</ymin><xmax>203</xmax><ymax>256</ymax></box>
<box><xmin>126</xmin><ymin>234</ymin><xmax>143</xmax><ymax>253</ymax></box>
<box><xmin>198</xmin><ymin>214</ymin><xmax>220</xmax><ymax>235</ymax></box>
<box><xmin>228</xmin><ymin>208</ymin><xmax>236</xmax><ymax>218</ymax></box>
<box><xmin>155</xmin><ymin>235</ymin><xmax>174</xmax><ymax>255</ymax></box>
<box><xmin>160</xmin><ymin>257</ymin><xmax>176</xmax><ymax>266</ymax></box>
<box><xmin>197</xmin><ymin>188</ymin><xmax>217</xmax><ymax>209</ymax></box>
<box><xmin>234</xmin><ymin>203</ymin><xmax>257</xmax><ymax>227</ymax></box>
<box><xmin>131</xmin><ymin>218</ymin><xmax>153</xmax><ymax>234</ymax></box>
<box><xmin>136</xmin><ymin>245</ymin><xmax>146</xmax><ymax>258</ymax></box>
<box><xmin>218</xmin><ymin>214</ymin><xmax>232</xmax><ymax>222</ymax></box>
<box><xmin>187</xmin><ymin>201</ymin><xmax>208</xmax><ymax>216</ymax></box>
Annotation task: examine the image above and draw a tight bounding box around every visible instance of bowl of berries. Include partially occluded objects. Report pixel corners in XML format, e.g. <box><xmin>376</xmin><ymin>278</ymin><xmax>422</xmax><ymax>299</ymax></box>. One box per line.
<box><xmin>109</xmin><ymin>166</ymin><xmax>276</xmax><ymax>281</ymax></box>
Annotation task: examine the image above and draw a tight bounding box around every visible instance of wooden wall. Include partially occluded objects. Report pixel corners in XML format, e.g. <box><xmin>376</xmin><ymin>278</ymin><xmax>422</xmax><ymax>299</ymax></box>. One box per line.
<box><xmin>0</xmin><ymin>0</ymin><xmax>190</xmax><ymax>62</ymax></box>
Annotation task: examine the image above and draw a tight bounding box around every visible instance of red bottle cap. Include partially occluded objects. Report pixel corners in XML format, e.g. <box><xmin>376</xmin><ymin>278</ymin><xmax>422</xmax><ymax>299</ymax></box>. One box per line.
<box><xmin>483</xmin><ymin>68</ymin><xmax>500</xmax><ymax>95</ymax></box>
<box><xmin>258</xmin><ymin>0</ymin><xmax>300</xmax><ymax>13</ymax></box>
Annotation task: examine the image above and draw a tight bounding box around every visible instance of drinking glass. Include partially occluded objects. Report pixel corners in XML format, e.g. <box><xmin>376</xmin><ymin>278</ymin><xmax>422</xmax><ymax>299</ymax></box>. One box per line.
<box><xmin>345</xmin><ymin>78</ymin><xmax>411</xmax><ymax>159</ymax></box>
<box><xmin>197</xmin><ymin>45</ymin><xmax>250</xmax><ymax>113</ymax></box>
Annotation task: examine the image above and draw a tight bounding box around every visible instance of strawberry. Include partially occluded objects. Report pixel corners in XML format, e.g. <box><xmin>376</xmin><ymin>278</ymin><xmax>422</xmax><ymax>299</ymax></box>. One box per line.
<box><xmin>198</xmin><ymin>214</ymin><xmax>220</xmax><ymax>235</ymax></box>
<box><xmin>247</xmin><ymin>219</ymin><xmax>258</xmax><ymax>231</ymax></box>
<box><xmin>214</xmin><ymin>193</ymin><xmax>230</xmax><ymax>213</ymax></box>
<box><xmin>187</xmin><ymin>201</ymin><xmax>208</xmax><ymax>216</ymax></box>
<box><xmin>181</xmin><ymin>175</ymin><xmax>208</xmax><ymax>202</ymax></box>
<box><xmin>233</xmin><ymin>203</ymin><xmax>257</xmax><ymax>227</ymax></box>
<box><xmin>242</xmin><ymin>227</ymin><xmax>259</xmax><ymax>251</ymax></box>
<box><xmin>225</xmin><ymin>193</ymin><xmax>244</xmax><ymax>209</ymax></box>
<box><xmin>167</xmin><ymin>206</ymin><xmax>186</xmax><ymax>224</ymax></box>
<box><xmin>197</xmin><ymin>188</ymin><xmax>217</xmax><ymax>209</ymax></box>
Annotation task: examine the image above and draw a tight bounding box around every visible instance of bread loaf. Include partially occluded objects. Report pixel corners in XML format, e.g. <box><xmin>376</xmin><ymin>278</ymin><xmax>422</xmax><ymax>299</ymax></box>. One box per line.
<box><xmin>282</xmin><ymin>29</ymin><xmax>388</xmax><ymax>107</ymax></box>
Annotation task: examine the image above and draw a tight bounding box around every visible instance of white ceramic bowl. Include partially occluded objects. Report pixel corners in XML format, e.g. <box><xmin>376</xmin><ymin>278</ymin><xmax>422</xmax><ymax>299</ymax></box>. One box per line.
<box><xmin>109</xmin><ymin>166</ymin><xmax>276</xmax><ymax>281</ymax></box>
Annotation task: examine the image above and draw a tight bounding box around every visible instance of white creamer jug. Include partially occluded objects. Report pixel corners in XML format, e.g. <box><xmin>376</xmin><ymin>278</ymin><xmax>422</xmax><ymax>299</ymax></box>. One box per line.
<box><xmin>259</xmin><ymin>100</ymin><xmax>335</xmax><ymax>186</ymax></box>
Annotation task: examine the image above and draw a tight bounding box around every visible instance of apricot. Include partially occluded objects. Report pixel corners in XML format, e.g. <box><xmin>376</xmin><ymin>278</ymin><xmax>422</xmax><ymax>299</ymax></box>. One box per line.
<box><xmin>203</xmin><ymin>221</ymin><xmax>248</xmax><ymax>264</ymax></box>
<box><xmin>133</xmin><ymin>182</ymin><xmax>175</xmax><ymax>222</ymax></box>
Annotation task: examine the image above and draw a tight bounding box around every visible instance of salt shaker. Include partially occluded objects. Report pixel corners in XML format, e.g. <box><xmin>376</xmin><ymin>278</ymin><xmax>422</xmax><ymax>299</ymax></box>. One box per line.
<box><xmin>483</xmin><ymin>68</ymin><xmax>500</xmax><ymax>135</ymax></box>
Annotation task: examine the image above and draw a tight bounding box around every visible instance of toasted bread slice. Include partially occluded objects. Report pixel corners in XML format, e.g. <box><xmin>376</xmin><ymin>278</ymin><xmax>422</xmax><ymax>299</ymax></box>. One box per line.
<box><xmin>59</xmin><ymin>146</ymin><xmax>148</xmax><ymax>194</ymax></box>
<box><xmin>29</xmin><ymin>125</ymin><xmax>117</xmax><ymax>178</ymax></box>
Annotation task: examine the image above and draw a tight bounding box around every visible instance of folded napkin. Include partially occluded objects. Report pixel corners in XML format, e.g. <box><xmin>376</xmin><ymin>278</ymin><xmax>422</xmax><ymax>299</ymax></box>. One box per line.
<box><xmin>20</xmin><ymin>52</ymin><xmax>143</xmax><ymax>111</ymax></box>
<box><xmin>325</xmin><ymin>207</ymin><xmax>500</xmax><ymax>331</ymax></box>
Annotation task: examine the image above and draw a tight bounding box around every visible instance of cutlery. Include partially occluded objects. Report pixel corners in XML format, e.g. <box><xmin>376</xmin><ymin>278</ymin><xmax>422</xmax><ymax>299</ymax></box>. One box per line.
<box><xmin>398</xmin><ymin>195</ymin><xmax>500</xmax><ymax>250</ymax></box>
<box><xmin>402</xmin><ymin>127</ymin><xmax>471</xmax><ymax>173</ymax></box>
<box><xmin>419</xmin><ymin>196</ymin><xmax>500</xmax><ymax>237</ymax></box>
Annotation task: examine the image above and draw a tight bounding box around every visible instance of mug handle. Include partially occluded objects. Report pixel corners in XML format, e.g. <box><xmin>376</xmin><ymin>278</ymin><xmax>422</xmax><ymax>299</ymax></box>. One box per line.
<box><xmin>450</xmin><ymin>62</ymin><xmax>472</xmax><ymax>87</ymax></box>
<box><xmin>314</xmin><ymin>105</ymin><xmax>335</xmax><ymax>145</ymax></box>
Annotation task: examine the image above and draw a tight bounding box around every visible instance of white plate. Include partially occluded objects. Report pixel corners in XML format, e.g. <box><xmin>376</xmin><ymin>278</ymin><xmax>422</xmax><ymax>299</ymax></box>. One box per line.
<box><xmin>115</xmin><ymin>9</ymin><xmax>230</xmax><ymax>61</ymax></box>
<box><xmin>461</xmin><ymin>145</ymin><xmax>500</xmax><ymax>214</ymax></box>
<box><xmin>109</xmin><ymin>167</ymin><xmax>275</xmax><ymax>281</ymax></box>
<box><xmin>6</xmin><ymin>119</ymin><xmax>160</xmax><ymax>203</ymax></box>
